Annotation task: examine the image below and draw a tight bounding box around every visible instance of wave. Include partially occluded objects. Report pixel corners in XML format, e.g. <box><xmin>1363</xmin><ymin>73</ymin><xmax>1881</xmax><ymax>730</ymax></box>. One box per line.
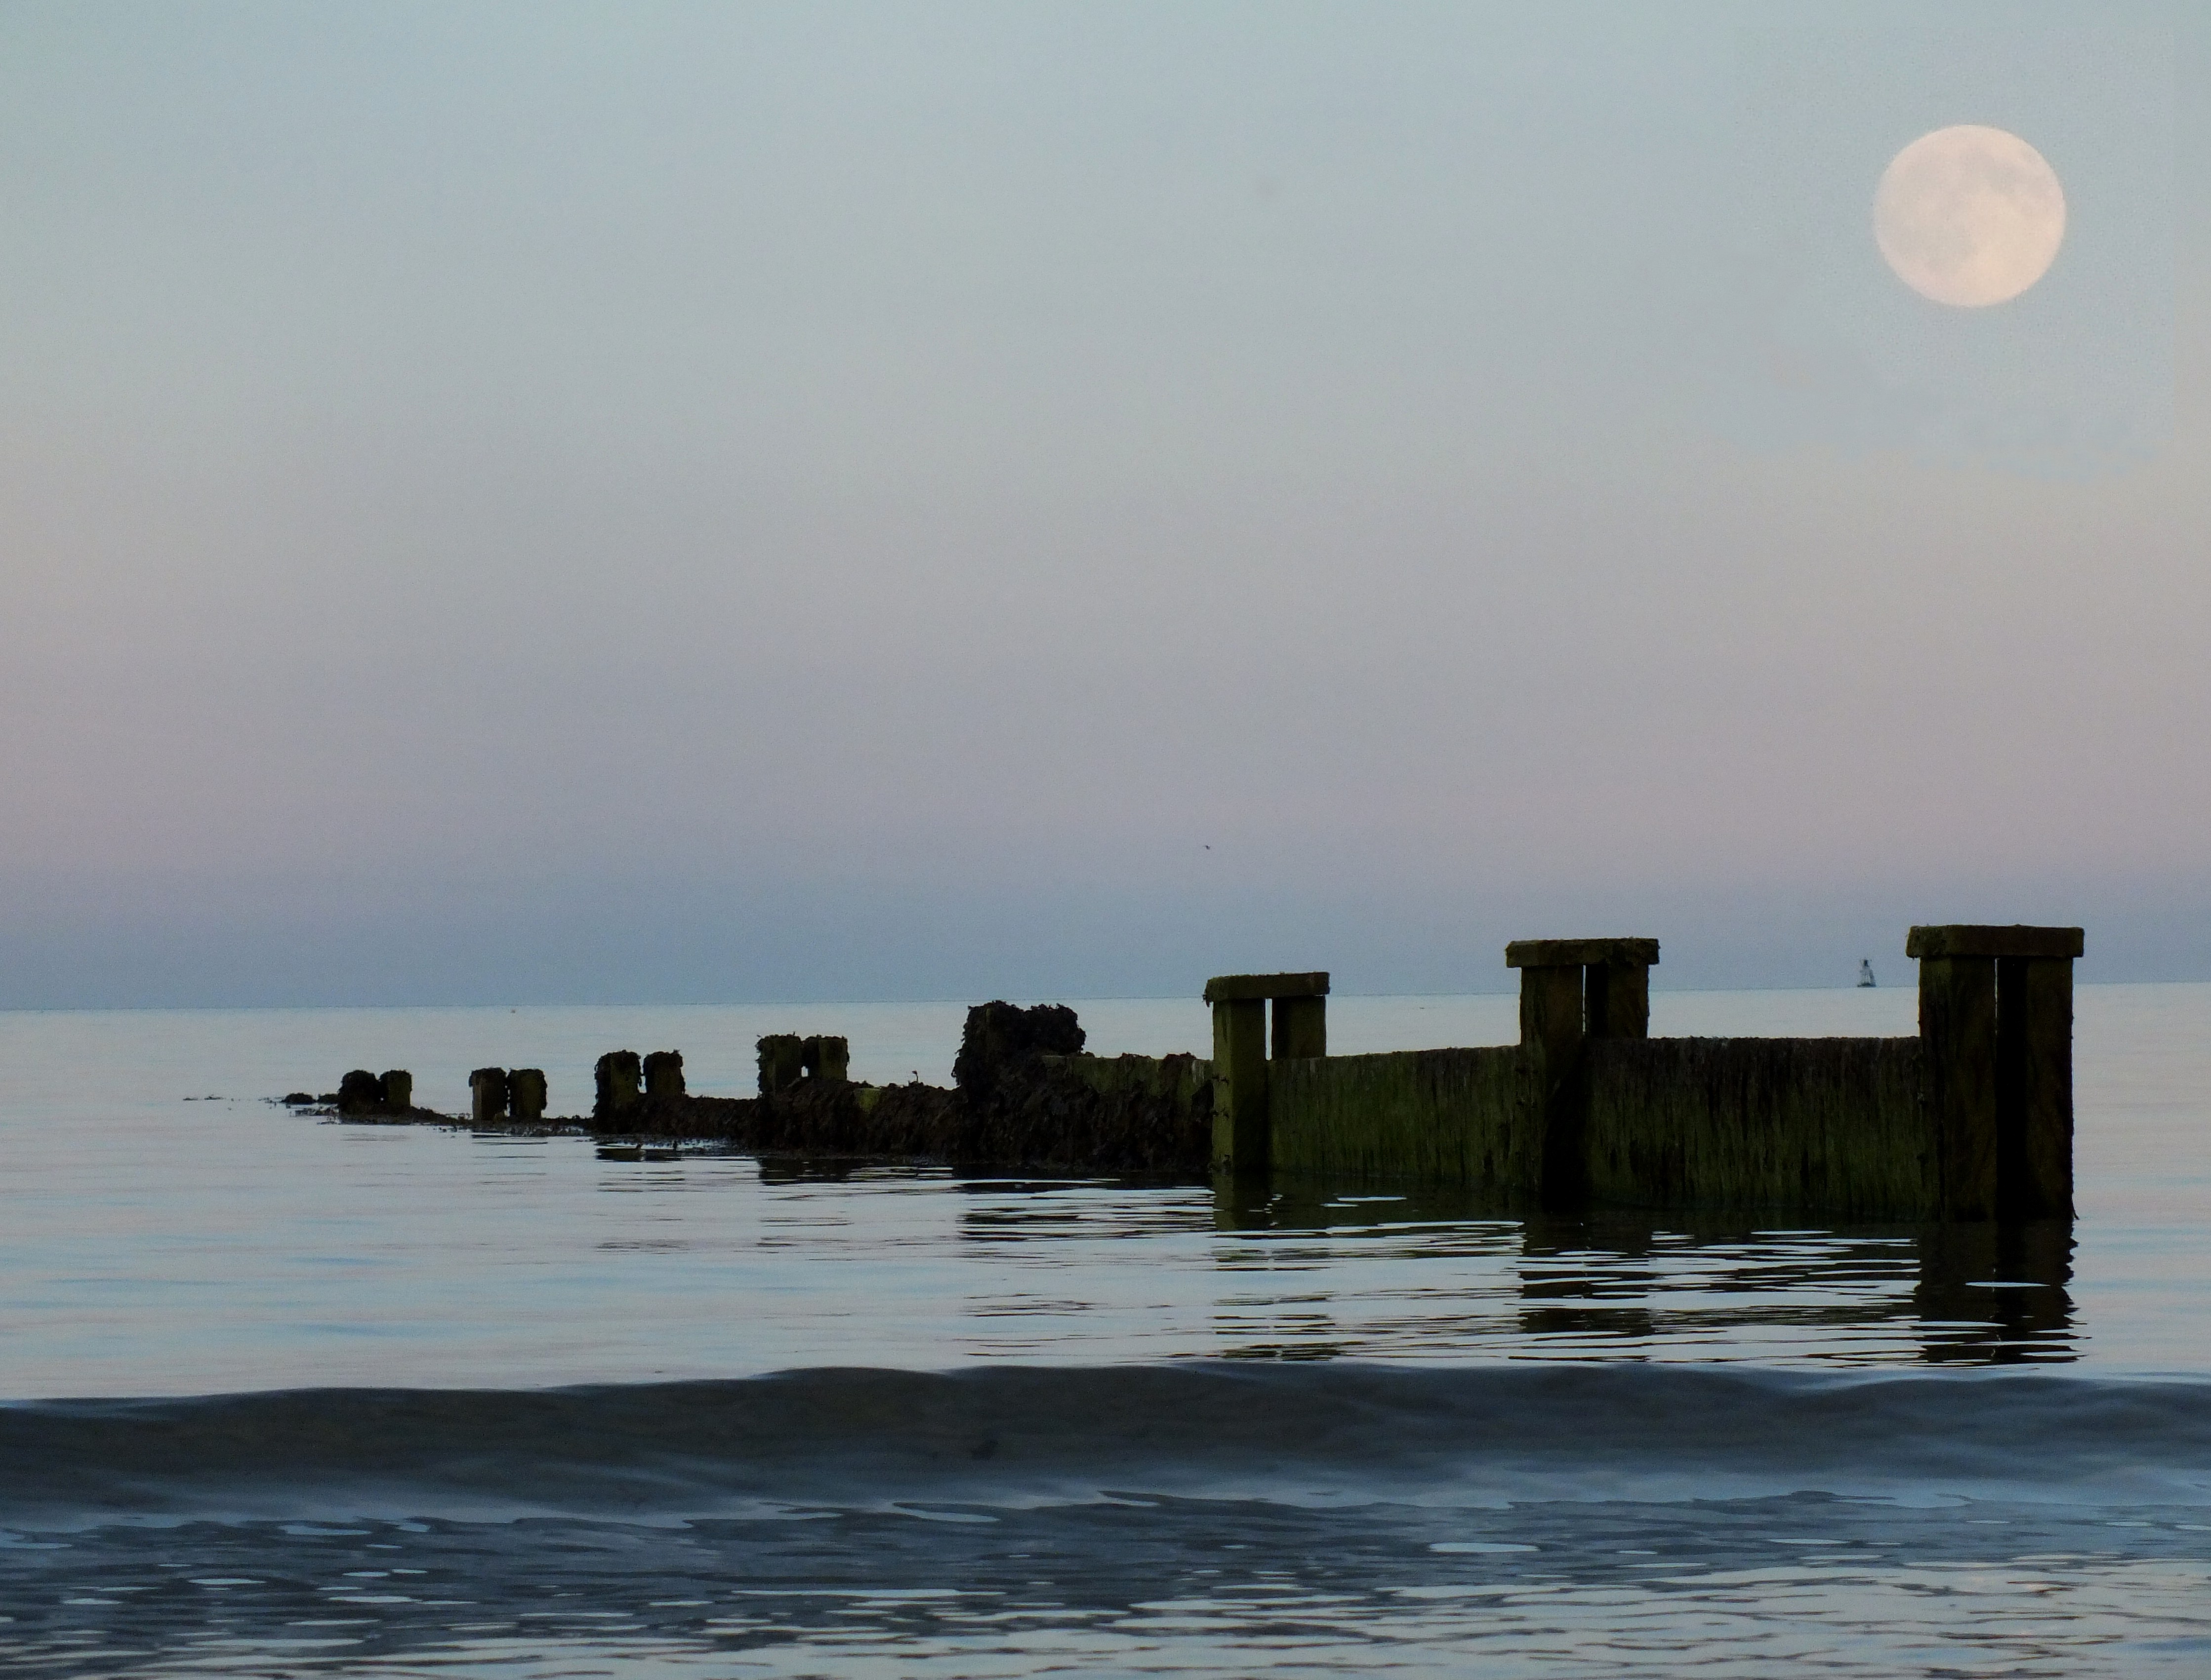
<box><xmin>5</xmin><ymin>1364</ymin><xmax>2209</xmax><ymax>1527</ymax></box>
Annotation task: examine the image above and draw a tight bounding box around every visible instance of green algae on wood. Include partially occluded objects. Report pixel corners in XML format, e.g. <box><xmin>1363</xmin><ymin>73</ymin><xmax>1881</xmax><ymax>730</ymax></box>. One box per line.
<box><xmin>1582</xmin><ymin>1036</ymin><xmax>1927</xmax><ymax>1217</ymax></box>
<box><xmin>1271</xmin><ymin>1047</ymin><xmax>1527</xmax><ymax>1192</ymax></box>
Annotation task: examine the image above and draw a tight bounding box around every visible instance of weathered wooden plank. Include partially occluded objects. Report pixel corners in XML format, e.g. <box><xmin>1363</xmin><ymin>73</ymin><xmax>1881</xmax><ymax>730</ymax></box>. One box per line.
<box><xmin>1506</xmin><ymin>938</ymin><xmax>1660</xmax><ymax>969</ymax></box>
<box><xmin>1906</xmin><ymin>925</ymin><xmax>2083</xmax><ymax>960</ymax></box>
<box><xmin>1582</xmin><ymin>1036</ymin><xmax>1929</xmax><ymax>1216</ymax></box>
<box><xmin>1269</xmin><ymin>1046</ymin><xmax>1528</xmax><ymax>1193</ymax></box>
<box><xmin>1203</xmin><ymin>971</ymin><xmax>1330</xmax><ymax>1002</ymax></box>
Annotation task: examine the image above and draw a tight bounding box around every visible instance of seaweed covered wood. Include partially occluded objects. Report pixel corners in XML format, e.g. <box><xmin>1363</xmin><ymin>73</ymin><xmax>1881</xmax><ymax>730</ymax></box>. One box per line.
<box><xmin>1270</xmin><ymin>1048</ymin><xmax>1526</xmax><ymax>1191</ymax></box>
<box><xmin>589</xmin><ymin>1058</ymin><xmax>1209</xmax><ymax>1174</ymax></box>
<box><xmin>583</xmin><ymin>1005</ymin><xmax>1210</xmax><ymax>1174</ymax></box>
<box><xmin>1582</xmin><ymin>1036</ymin><xmax>1928</xmax><ymax>1216</ymax></box>
<box><xmin>953</xmin><ymin>1001</ymin><xmax>1086</xmax><ymax>1099</ymax></box>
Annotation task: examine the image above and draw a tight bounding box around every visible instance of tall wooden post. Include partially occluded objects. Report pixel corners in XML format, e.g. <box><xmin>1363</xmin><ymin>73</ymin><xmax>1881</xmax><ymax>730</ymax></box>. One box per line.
<box><xmin>1515</xmin><ymin>961</ymin><xmax>1586</xmax><ymax>1207</ymax></box>
<box><xmin>643</xmin><ymin>1050</ymin><xmax>686</xmax><ymax>1099</ymax></box>
<box><xmin>804</xmin><ymin>1035</ymin><xmax>851</xmax><ymax>1082</ymax></box>
<box><xmin>595</xmin><ymin>1050</ymin><xmax>643</xmax><ymax>1120</ymax></box>
<box><xmin>470</xmin><ymin>1066</ymin><xmax>509</xmax><ymax>1124</ymax></box>
<box><xmin>1585</xmin><ymin>962</ymin><xmax>1651</xmax><ymax>1039</ymax></box>
<box><xmin>1908</xmin><ymin>925</ymin><xmax>2080</xmax><ymax>1221</ymax></box>
<box><xmin>1507</xmin><ymin>938</ymin><xmax>1658</xmax><ymax>1208</ymax></box>
<box><xmin>2009</xmin><ymin>956</ymin><xmax>2075</xmax><ymax>1217</ymax></box>
<box><xmin>756</xmin><ymin>1035</ymin><xmax>804</xmax><ymax>1095</ymax></box>
<box><xmin>509</xmin><ymin>1068</ymin><xmax>547</xmax><ymax>1122</ymax></box>
<box><xmin>1271</xmin><ymin>995</ymin><xmax>1327</xmax><ymax>1060</ymax></box>
<box><xmin>1203</xmin><ymin>971</ymin><xmax>1330</xmax><ymax>1178</ymax></box>
<box><xmin>1210</xmin><ymin>997</ymin><xmax>1268</xmax><ymax>1175</ymax></box>
<box><xmin>1917</xmin><ymin>954</ymin><xmax>1998</xmax><ymax>1219</ymax></box>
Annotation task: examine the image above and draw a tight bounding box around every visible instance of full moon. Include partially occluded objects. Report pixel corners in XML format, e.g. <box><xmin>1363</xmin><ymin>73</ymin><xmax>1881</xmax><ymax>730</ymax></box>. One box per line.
<box><xmin>1874</xmin><ymin>125</ymin><xmax>2065</xmax><ymax>307</ymax></box>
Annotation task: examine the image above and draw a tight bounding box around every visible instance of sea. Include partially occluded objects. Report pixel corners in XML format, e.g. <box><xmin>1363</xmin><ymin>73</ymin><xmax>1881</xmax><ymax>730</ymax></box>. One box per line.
<box><xmin>3</xmin><ymin>984</ymin><xmax>2208</xmax><ymax>1677</ymax></box>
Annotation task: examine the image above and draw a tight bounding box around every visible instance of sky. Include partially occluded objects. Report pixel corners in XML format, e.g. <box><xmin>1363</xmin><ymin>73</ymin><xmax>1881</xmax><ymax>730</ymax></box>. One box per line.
<box><xmin>0</xmin><ymin>1</ymin><xmax>2202</xmax><ymax>1007</ymax></box>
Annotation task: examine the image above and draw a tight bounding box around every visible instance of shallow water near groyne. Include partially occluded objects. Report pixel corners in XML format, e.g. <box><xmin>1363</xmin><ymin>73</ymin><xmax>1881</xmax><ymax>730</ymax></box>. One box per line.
<box><xmin>4</xmin><ymin>986</ymin><xmax>2210</xmax><ymax>1675</ymax></box>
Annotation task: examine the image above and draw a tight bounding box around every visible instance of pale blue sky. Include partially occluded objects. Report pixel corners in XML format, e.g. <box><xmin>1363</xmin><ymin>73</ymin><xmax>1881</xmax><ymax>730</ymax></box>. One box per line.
<box><xmin>0</xmin><ymin>1</ymin><xmax>2199</xmax><ymax>1005</ymax></box>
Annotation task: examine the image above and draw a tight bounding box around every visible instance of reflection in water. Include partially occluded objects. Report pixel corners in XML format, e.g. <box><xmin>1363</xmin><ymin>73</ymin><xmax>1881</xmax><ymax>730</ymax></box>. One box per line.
<box><xmin>950</xmin><ymin>1173</ymin><xmax>2075</xmax><ymax>1368</ymax></box>
<box><xmin>2</xmin><ymin>984</ymin><xmax>2195</xmax><ymax>1397</ymax></box>
<box><xmin>1914</xmin><ymin>1219</ymin><xmax>2076</xmax><ymax>1363</ymax></box>
<box><xmin>1221</xmin><ymin>1182</ymin><xmax>2076</xmax><ymax>1366</ymax></box>
<box><xmin>756</xmin><ymin>1155</ymin><xmax>865</xmax><ymax>1184</ymax></box>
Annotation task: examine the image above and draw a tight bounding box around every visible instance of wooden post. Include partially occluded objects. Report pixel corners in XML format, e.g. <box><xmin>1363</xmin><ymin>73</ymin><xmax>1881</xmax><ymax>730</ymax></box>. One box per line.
<box><xmin>1910</xmin><ymin>925</ymin><xmax>2081</xmax><ymax>1221</ymax></box>
<box><xmin>594</xmin><ymin>1050</ymin><xmax>642</xmax><ymax>1120</ymax></box>
<box><xmin>2010</xmin><ymin>956</ymin><xmax>2075</xmax><ymax>1218</ymax></box>
<box><xmin>1506</xmin><ymin>940</ymin><xmax>1657</xmax><ymax>1208</ymax></box>
<box><xmin>756</xmin><ymin>1035</ymin><xmax>805</xmax><ymax>1095</ymax></box>
<box><xmin>1515</xmin><ymin>962</ymin><xmax>1586</xmax><ymax>1208</ymax></box>
<box><xmin>1919</xmin><ymin>956</ymin><xmax>1996</xmax><ymax>1218</ymax></box>
<box><xmin>643</xmin><ymin>1050</ymin><xmax>685</xmax><ymax>1099</ymax></box>
<box><xmin>1271</xmin><ymin>995</ymin><xmax>1327</xmax><ymax>1060</ymax></box>
<box><xmin>470</xmin><ymin>1066</ymin><xmax>509</xmax><ymax>1124</ymax></box>
<box><xmin>802</xmin><ymin>1035</ymin><xmax>851</xmax><ymax>1081</ymax></box>
<box><xmin>337</xmin><ymin>1070</ymin><xmax>384</xmax><ymax>1116</ymax></box>
<box><xmin>1202</xmin><ymin>972</ymin><xmax>1329</xmax><ymax>1177</ymax></box>
<box><xmin>509</xmin><ymin>1068</ymin><xmax>547</xmax><ymax>1122</ymax></box>
<box><xmin>1210</xmin><ymin>998</ymin><xmax>1268</xmax><ymax>1175</ymax></box>
<box><xmin>1585</xmin><ymin>962</ymin><xmax>1650</xmax><ymax>1039</ymax></box>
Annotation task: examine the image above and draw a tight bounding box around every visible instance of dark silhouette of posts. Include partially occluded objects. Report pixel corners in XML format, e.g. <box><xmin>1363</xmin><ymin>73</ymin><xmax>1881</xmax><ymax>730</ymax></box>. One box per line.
<box><xmin>509</xmin><ymin>1068</ymin><xmax>546</xmax><ymax>1122</ymax></box>
<box><xmin>758</xmin><ymin>1034</ymin><xmax>853</xmax><ymax>1091</ymax></box>
<box><xmin>643</xmin><ymin>1050</ymin><xmax>685</xmax><ymax>1099</ymax></box>
<box><xmin>1211</xmin><ymin>995</ymin><xmax>1266</xmax><ymax>1174</ymax></box>
<box><xmin>1272</xmin><ymin>997</ymin><xmax>1326</xmax><ymax>1060</ymax></box>
<box><xmin>1505</xmin><ymin>938</ymin><xmax>1659</xmax><ymax>1208</ymax></box>
<box><xmin>470</xmin><ymin>1067</ymin><xmax>509</xmax><ymax>1123</ymax></box>
<box><xmin>1907</xmin><ymin>925</ymin><xmax>2081</xmax><ymax>1219</ymax></box>
<box><xmin>337</xmin><ymin>1070</ymin><xmax>384</xmax><ymax>1116</ymax></box>
<box><xmin>1203</xmin><ymin>971</ymin><xmax>1329</xmax><ymax>1176</ymax></box>
<box><xmin>802</xmin><ymin>1036</ymin><xmax>850</xmax><ymax>1081</ymax></box>
<box><xmin>595</xmin><ymin>1050</ymin><xmax>642</xmax><ymax>1121</ymax></box>
<box><xmin>1586</xmin><ymin>960</ymin><xmax>1651</xmax><ymax>1039</ymax></box>
<box><xmin>2005</xmin><ymin>955</ymin><xmax>2076</xmax><ymax>1217</ymax></box>
<box><xmin>758</xmin><ymin>1035</ymin><xmax>805</xmax><ymax>1094</ymax></box>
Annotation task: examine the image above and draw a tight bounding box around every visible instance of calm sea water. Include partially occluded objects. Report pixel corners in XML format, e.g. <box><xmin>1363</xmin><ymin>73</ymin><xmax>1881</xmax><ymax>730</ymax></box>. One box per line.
<box><xmin>3</xmin><ymin>985</ymin><xmax>2209</xmax><ymax>1676</ymax></box>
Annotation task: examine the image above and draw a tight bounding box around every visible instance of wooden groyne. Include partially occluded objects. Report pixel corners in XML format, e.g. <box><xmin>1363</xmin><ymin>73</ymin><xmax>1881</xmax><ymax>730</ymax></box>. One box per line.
<box><xmin>1221</xmin><ymin>924</ymin><xmax>2079</xmax><ymax>1220</ymax></box>
<box><xmin>311</xmin><ymin>1001</ymin><xmax>1213</xmax><ymax>1176</ymax></box>
<box><xmin>303</xmin><ymin>921</ymin><xmax>2078</xmax><ymax>1221</ymax></box>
